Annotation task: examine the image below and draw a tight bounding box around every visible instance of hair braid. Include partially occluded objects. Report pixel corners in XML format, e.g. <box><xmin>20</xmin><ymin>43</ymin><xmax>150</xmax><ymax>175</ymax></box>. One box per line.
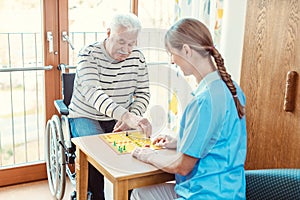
<box><xmin>209</xmin><ymin>47</ymin><xmax>245</xmax><ymax>118</ymax></box>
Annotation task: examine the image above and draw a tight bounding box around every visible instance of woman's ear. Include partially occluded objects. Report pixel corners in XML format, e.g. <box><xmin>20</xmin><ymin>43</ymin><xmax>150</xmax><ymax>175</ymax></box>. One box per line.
<box><xmin>182</xmin><ymin>44</ymin><xmax>192</xmax><ymax>57</ymax></box>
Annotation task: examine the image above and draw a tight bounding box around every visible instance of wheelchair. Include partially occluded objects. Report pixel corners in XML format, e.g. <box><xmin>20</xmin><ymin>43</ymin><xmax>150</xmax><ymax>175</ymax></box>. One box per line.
<box><xmin>45</xmin><ymin>71</ymin><xmax>92</xmax><ymax>200</ymax></box>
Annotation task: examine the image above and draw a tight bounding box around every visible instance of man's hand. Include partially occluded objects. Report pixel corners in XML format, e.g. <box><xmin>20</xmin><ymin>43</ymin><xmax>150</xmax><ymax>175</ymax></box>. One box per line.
<box><xmin>113</xmin><ymin>121</ymin><xmax>131</xmax><ymax>132</ymax></box>
<box><xmin>121</xmin><ymin>112</ymin><xmax>152</xmax><ymax>137</ymax></box>
<box><xmin>152</xmin><ymin>134</ymin><xmax>177</xmax><ymax>149</ymax></box>
<box><xmin>131</xmin><ymin>147</ymin><xmax>156</xmax><ymax>163</ymax></box>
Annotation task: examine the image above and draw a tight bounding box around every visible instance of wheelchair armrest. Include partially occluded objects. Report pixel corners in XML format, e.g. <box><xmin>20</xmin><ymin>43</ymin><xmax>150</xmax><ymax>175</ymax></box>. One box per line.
<box><xmin>54</xmin><ymin>99</ymin><xmax>69</xmax><ymax>115</ymax></box>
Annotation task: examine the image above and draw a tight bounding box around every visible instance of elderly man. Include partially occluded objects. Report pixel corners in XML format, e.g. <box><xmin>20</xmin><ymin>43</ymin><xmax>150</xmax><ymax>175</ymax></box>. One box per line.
<box><xmin>68</xmin><ymin>13</ymin><xmax>152</xmax><ymax>199</ymax></box>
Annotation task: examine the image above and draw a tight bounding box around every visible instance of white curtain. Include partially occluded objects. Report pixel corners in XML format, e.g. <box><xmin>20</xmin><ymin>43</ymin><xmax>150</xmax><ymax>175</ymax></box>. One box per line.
<box><xmin>174</xmin><ymin>0</ymin><xmax>222</xmax><ymax>47</ymax></box>
<box><xmin>174</xmin><ymin>0</ymin><xmax>248</xmax><ymax>83</ymax></box>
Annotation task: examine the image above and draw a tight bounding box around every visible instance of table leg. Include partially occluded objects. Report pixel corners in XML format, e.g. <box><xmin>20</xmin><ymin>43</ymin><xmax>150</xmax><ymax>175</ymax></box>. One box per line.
<box><xmin>76</xmin><ymin>149</ymin><xmax>88</xmax><ymax>200</ymax></box>
<box><xmin>114</xmin><ymin>180</ymin><xmax>128</xmax><ymax>200</ymax></box>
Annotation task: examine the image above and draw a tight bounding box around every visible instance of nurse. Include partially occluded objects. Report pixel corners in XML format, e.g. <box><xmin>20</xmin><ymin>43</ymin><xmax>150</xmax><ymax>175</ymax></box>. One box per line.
<box><xmin>131</xmin><ymin>18</ymin><xmax>247</xmax><ymax>200</ymax></box>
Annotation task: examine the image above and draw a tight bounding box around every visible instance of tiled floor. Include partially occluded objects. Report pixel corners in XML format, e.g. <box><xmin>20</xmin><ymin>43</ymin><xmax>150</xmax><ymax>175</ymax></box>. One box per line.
<box><xmin>0</xmin><ymin>179</ymin><xmax>74</xmax><ymax>200</ymax></box>
<box><xmin>0</xmin><ymin>178</ymin><xmax>114</xmax><ymax>200</ymax></box>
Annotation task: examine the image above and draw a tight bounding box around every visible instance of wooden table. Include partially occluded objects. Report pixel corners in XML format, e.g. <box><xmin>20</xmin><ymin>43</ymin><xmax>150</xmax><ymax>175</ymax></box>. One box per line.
<box><xmin>72</xmin><ymin>134</ymin><xmax>175</xmax><ymax>200</ymax></box>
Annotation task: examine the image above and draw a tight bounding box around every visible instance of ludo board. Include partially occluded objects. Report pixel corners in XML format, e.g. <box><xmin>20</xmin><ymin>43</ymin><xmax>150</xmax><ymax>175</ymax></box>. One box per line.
<box><xmin>99</xmin><ymin>130</ymin><xmax>160</xmax><ymax>154</ymax></box>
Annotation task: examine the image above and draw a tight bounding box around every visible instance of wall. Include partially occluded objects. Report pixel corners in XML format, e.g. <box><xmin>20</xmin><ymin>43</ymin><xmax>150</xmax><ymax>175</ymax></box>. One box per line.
<box><xmin>220</xmin><ymin>0</ymin><xmax>247</xmax><ymax>83</ymax></box>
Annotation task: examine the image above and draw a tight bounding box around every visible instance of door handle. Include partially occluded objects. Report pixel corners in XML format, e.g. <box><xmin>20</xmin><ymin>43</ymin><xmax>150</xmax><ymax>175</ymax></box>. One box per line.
<box><xmin>284</xmin><ymin>71</ymin><xmax>298</xmax><ymax>112</ymax></box>
<box><xmin>47</xmin><ymin>31</ymin><xmax>53</xmax><ymax>53</ymax></box>
<box><xmin>62</xmin><ymin>31</ymin><xmax>75</xmax><ymax>50</ymax></box>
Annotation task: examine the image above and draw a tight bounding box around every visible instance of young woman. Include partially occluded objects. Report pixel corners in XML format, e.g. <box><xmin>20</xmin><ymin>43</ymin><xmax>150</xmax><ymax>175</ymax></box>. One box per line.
<box><xmin>131</xmin><ymin>18</ymin><xmax>247</xmax><ymax>200</ymax></box>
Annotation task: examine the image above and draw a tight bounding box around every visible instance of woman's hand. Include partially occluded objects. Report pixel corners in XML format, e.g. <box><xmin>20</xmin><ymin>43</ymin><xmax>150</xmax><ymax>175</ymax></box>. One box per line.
<box><xmin>131</xmin><ymin>147</ymin><xmax>156</xmax><ymax>163</ymax></box>
<box><xmin>152</xmin><ymin>134</ymin><xmax>177</xmax><ymax>149</ymax></box>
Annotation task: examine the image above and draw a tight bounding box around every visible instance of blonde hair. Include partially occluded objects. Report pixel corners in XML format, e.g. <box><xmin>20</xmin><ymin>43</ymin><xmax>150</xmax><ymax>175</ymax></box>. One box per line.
<box><xmin>165</xmin><ymin>18</ymin><xmax>245</xmax><ymax>118</ymax></box>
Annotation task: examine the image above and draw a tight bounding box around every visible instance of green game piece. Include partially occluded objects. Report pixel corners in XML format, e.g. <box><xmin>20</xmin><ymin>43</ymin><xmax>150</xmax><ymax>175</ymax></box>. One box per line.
<box><xmin>123</xmin><ymin>145</ymin><xmax>126</xmax><ymax>150</ymax></box>
<box><xmin>113</xmin><ymin>141</ymin><xmax>116</xmax><ymax>146</ymax></box>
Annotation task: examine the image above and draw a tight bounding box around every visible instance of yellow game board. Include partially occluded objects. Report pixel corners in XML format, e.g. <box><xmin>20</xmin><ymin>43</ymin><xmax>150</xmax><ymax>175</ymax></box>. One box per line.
<box><xmin>99</xmin><ymin>130</ymin><xmax>160</xmax><ymax>154</ymax></box>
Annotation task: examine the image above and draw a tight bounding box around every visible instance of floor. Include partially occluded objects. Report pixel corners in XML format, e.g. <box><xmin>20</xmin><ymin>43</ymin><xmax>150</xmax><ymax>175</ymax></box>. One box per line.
<box><xmin>0</xmin><ymin>179</ymin><xmax>75</xmax><ymax>200</ymax></box>
<box><xmin>0</xmin><ymin>178</ymin><xmax>114</xmax><ymax>200</ymax></box>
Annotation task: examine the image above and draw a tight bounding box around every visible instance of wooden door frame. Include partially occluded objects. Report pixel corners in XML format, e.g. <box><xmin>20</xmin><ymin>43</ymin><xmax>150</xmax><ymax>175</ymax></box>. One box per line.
<box><xmin>44</xmin><ymin>0</ymin><xmax>62</xmax><ymax>122</ymax></box>
<box><xmin>132</xmin><ymin>0</ymin><xmax>138</xmax><ymax>15</ymax></box>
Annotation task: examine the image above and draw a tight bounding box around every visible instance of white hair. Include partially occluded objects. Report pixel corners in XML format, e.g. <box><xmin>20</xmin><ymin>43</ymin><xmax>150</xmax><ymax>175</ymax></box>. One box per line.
<box><xmin>110</xmin><ymin>13</ymin><xmax>142</xmax><ymax>33</ymax></box>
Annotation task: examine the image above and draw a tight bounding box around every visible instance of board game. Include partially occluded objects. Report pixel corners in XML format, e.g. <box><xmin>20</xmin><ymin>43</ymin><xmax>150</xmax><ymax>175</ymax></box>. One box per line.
<box><xmin>99</xmin><ymin>130</ymin><xmax>161</xmax><ymax>154</ymax></box>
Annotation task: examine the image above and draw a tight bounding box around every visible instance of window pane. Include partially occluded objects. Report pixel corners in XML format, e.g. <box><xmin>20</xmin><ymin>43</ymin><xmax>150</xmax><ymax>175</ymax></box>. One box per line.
<box><xmin>68</xmin><ymin>0</ymin><xmax>131</xmax><ymax>66</ymax></box>
<box><xmin>0</xmin><ymin>0</ymin><xmax>45</xmax><ymax>167</ymax></box>
<box><xmin>138</xmin><ymin>0</ymin><xmax>176</xmax><ymax>29</ymax></box>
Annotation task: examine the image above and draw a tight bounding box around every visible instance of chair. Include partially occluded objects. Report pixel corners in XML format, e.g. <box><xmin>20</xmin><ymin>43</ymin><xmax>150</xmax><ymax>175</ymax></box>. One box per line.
<box><xmin>246</xmin><ymin>168</ymin><xmax>300</xmax><ymax>200</ymax></box>
<box><xmin>45</xmin><ymin>72</ymin><xmax>90</xmax><ymax>200</ymax></box>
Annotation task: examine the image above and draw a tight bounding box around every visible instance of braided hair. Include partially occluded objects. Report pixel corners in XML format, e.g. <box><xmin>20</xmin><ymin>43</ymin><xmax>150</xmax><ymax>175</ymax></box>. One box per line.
<box><xmin>165</xmin><ymin>18</ymin><xmax>245</xmax><ymax>118</ymax></box>
<box><xmin>208</xmin><ymin>46</ymin><xmax>245</xmax><ymax>118</ymax></box>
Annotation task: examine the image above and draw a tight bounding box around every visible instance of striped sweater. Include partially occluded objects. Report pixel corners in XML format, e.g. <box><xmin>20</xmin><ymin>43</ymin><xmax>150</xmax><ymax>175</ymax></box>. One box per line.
<box><xmin>68</xmin><ymin>41</ymin><xmax>150</xmax><ymax>121</ymax></box>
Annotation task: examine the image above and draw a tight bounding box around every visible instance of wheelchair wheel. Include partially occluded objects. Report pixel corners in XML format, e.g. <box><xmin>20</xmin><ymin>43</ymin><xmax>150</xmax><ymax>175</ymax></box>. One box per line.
<box><xmin>45</xmin><ymin>115</ymin><xmax>66</xmax><ymax>200</ymax></box>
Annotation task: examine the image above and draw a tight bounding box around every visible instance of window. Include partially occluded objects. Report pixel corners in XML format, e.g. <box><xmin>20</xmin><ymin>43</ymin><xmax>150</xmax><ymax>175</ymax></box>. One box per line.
<box><xmin>68</xmin><ymin>0</ymin><xmax>131</xmax><ymax>66</ymax></box>
<box><xmin>138</xmin><ymin>0</ymin><xmax>176</xmax><ymax>29</ymax></box>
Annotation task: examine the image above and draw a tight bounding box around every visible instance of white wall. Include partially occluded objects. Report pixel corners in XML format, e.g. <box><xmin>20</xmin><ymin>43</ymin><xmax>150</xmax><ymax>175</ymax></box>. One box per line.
<box><xmin>220</xmin><ymin>0</ymin><xmax>247</xmax><ymax>83</ymax></box>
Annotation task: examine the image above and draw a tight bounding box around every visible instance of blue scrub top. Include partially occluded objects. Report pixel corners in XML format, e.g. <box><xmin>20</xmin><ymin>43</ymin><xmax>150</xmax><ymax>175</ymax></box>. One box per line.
<box><xmin>175</xmin><ymin>71</ymin><xmax>247</xmax><ymax>200</ymax></box>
